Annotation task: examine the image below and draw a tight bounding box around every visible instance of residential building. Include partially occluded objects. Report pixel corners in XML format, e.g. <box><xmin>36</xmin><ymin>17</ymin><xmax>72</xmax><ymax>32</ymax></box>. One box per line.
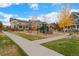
<box><xmin>71</xmin><ymin>12</ymin><xmax>79</xmax><ymax>30</ymax></box>
<box><xmin>10</xmin><ymin>18</ymin><xmax>29</xmax><ymax>31</ymax></box>
<box><xmin>10</xmin><ymin>18</ymin><xmax>43</xmax><ymax>31</ymax></box>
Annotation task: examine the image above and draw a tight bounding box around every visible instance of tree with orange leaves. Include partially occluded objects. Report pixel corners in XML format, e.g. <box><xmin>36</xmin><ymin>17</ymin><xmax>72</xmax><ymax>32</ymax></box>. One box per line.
<box><xmin>58</xmin><ymin>9</ymin><xmax>73</xmax><ymax>30</ymax></box>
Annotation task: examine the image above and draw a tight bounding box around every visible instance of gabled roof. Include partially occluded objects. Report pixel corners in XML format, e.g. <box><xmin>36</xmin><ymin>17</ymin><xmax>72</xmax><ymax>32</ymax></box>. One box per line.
<box><xmin>71</xmin><ymin>12</ymin><xmax>79</xmax><ymax>24</ymax></box>
<box><xmin>10</xmin><ymin>18</ymin><xmax>28</xmax><ymax>23</ymax></box>
<box><xmin>71</xmin><ymin>12</ymin><xmax>79</xmax><ymax>19</ymax></box>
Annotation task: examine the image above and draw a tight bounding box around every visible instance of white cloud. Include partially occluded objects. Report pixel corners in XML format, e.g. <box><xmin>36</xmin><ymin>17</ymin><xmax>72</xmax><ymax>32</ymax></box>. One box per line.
<box><xmin>37</xmin><ymin>12</ymin><xmax>59</xmax><ymax>23</ymax></box>
<box><xmin>45</xmin><ymin>12</ymin><xmax>59</xmax><ymax>23</ymax></box>
<box><xmin>41</xmin><ymin>9</ymin><xmax>79</xmax><ymax>24</ymax></box>
<box><xmin>0</xmin><ymin>12</ymin><xmax>18</xmax><ymax>25</ymax></box>
<box><xmin>0</xmin><ymin>11</ymin><xmax>59</xmax><ymax>25</ymax></box>
<box><xmin>28</xmin><ymin>3</ymin><xmax>39</xmax><ymax>10</ymax></box>
<box><xmin>0</xmin><ymin>12</ymin><xmax>32</xmax><ymax>25</ymax></box>
<box><xmin>0</xmin><ymin>3</ymin><xmax>20</xmax><ymax>8</ymax></box>
<box><xmin>16</xmin><ymin>17</ymin><xmax>31</xmax><ymax>21</ymax></box>
<box><xmin>16</xmin><ymin>17</ymin><xmax>26</xmax><ymax>20</ymax></box>
<box><xmin>0</xmin><ymin>12</ymin><xmax>18</xmax><ymax>18</ymax></box>
<box><xmin>71</xmin><ymin>9</ymin><xmax>79</xmax><ymax>12</ymax></box>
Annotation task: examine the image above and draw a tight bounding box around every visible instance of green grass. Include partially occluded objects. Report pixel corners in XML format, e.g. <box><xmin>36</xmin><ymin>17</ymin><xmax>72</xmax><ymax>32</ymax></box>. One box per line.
<box><xmin>14</xmin><ymin>32</ymin><xmax>45</xmax><ymax>41</ymax></box>
<box><xmin>0</xmin><ymin>32</ymin><xmax>28</xmax><ymax>56</ymax></box>
<box><xmin>42</xmin><ymin>36</ymin><xmax>79</xmax><ymax>56</ymax></box>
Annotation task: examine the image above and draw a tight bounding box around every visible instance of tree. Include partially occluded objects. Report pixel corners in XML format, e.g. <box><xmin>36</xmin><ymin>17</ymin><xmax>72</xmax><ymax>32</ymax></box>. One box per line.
<box><xmin>40</xmin><ymin>23</ymin><xmax>49</xmax><ymax>33</ymax></box>
<box><xmin>0</xmin><ymin>21</ymin><xmax>3</xmax><ymax>31</ymax></box>
<box><xmin>58</xmin><ymin>3</ymin><xmax>74</xmax><ymax>30</ymax></box>
<box><xmin>58</xmin><ymin>9</ymin><xmax>73</xmax><ymax>30</ymax></box>
<box><xmin>59</xmin><ymin>17</ymin><xmax>73</xmax><ymax>29</ymax></box>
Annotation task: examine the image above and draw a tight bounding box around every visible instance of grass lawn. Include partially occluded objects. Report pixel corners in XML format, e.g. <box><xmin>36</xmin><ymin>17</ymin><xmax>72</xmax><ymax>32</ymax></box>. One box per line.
<box><xmin>14</xmin><ymin>32</ymin><xmax>45</xmax><ymax>41</ymax></box>
<box><xmin>0</xmin><ymin>32</ymin><xmax>28</xmax><ymax>56</ymax></box>
<box><xmin>42</xmin><ymin>36</ymin><xmax>79</xmax><ymax>56</ymax></box>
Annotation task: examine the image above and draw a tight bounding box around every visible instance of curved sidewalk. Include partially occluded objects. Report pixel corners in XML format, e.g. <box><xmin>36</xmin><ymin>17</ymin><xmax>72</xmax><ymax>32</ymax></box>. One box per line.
<box><xmin>32</xmin><ymin>34</ymin><xmax>69</xmax><ymax>44</ymax></box>
<box><xmin>3</xmin><ymin>31</ymin><xmax>63</xmax><ymax>56</ymax></box>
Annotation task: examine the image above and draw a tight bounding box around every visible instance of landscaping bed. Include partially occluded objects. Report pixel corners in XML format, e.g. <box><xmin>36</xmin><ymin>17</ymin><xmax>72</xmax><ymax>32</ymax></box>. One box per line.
<box><xmin>0</xmin><ymin>32</ymin><xmax>27</xmax><ymax>56</ymax></box>
<box><xmin>14</xmin><ymin>32</ymin><xmax>45</xmax><ymax>41</ymax></box>
<box><xmin>42</xmin><ymin>36</ymin><xmax>79</xmax><ymax>56</ymax></box>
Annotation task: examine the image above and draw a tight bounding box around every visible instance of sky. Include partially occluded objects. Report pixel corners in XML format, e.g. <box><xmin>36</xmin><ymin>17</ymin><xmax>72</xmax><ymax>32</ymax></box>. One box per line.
<box><xmin>0</xmin><ymin>3</ymin><xmax>79</xmax><ymax>25</ymax></box>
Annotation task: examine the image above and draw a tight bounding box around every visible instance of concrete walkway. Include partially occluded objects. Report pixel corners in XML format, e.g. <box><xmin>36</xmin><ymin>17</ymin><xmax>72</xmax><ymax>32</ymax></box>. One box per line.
<box><xmin>3</xmin><ymin>31</ymin><xmax>63</xmax><ymax>56</ymax></box>
<box><xmin>32</xmin><ymin>33</ymin><xmax>69</xmax><ymax>44</ymax></box>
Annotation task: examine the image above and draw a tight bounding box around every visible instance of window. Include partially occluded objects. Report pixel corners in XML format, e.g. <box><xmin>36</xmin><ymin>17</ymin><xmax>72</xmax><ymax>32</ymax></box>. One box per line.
<box><xmin>26</xmin><ymin>26</ymin><xmax>28</xmax><ymax>28</ymax></box>
<box><xmin>19</xmin><ymin>26</ymin><xmax>22</xmax><ymax>28</ymax></box>
<box><xmin>77</xmin><ymin>25</ymin><xmax>79</xmax><ymax>28</ymax></box>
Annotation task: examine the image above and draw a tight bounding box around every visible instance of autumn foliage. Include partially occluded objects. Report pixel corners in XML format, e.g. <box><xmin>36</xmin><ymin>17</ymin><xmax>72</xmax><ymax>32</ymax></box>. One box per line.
<box><xmin>58</xmin><ymin>10</ymin><xmax>73</xmax><ymax>29</ymax></box>
<box><xmin>0</xmin><ymin>21</ymin><xmax>3</xmax><ymax>30</ymax></box>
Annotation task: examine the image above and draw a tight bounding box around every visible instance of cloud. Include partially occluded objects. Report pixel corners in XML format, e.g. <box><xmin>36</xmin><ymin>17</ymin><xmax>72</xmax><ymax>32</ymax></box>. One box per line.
<box><xmin>0</xmin><ymin>12</ymin><xmax>32</xmax><ymax>25</ymax></box>
<box><xmin>0</xmin><ymin>12</ymin><xmax>18</xmax><ymax>25</ymax></box>
<box><xmin>71</xmin><ymin>9</ymin><xmax>79</xmax><ymax>12</ymax></box>
<box><xmin>0</xmin><ymin>11</ymin><xmax>59</xmax><ymax>25</ymax></box>
<box><xmin>0</xmin><ymin>3</ymin><xmax>20</xmax><ymax>8</ymax></box>
<box><xmin>37</xmin><ymin>12</ymin><xmax>59</xmax><ymax>23</ymax></box>
<box><xmin>16</xmin><ymin>17</ymin><xmax>31</xmax><ymax>21</ymax></box>
<box><xmin>28</xmin><ymin>3</ymin><xmax>39</xmax><ymax>10</ymax></box>
<box><xmin>10</xmin><ymin>9</ymin><xmax>79</xmax><ymax>24</ymax></box>
<box><xmin>0</xmin><ymin>12</ymin><xmax>18</xmax><ymax>18</ymax></box>
<box><xmin>45</xmin><ymin>12</ymin><xmax>59</xmax><ymax>23</ymax></box>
